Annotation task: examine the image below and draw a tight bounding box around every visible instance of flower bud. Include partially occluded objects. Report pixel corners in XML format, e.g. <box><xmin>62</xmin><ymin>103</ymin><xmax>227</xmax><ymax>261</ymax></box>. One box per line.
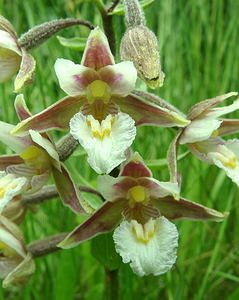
<box><xmin>120</xmin><ymin>25</ymin><xmax>165</xmax><ymax>89</ymax></box>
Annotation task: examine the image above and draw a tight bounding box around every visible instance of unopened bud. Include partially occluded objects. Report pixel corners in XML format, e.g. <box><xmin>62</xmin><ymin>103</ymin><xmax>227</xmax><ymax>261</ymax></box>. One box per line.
<box><xmin>123</xmin><ymin>0</ymin><xmax>146</xmax><ymax>28</ymax></box>
<box><xmin>120</xmin><ymin>25</ymin><xmax>165</xmax><ymax>89</ymax></box>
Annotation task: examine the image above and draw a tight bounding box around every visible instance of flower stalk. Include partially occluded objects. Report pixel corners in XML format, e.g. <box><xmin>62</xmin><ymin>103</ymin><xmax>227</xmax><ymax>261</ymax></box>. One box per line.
<box><xmin>18</xmin><ymin>18</ymin><xmax>94</xmax><ymax>50</ymax></box>
<box><xmin>28</xmin><ymin>233</ymin><xmax>67</xmax><ymax>258</ymax></box>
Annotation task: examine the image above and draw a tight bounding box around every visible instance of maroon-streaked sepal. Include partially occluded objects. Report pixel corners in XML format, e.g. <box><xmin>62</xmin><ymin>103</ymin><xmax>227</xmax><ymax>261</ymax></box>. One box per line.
<box><xmin>218</xmin><ymin>119</ymin><xmax>239</xmax><ymax>137</ymax></box>
<box><xmin>15</xmin><ymin>94</ymin><xmax>32</xmax><ymax>121</ymax></box>
<box><xmin>0</xmin><ymin>155</ymin><xmax>23</xmax><ymax>170</ymax></box>
<box><xmin>115</xmin><ymin>93</ymin><xmax>190</xmax><ymax>127</ymax></box>
<box><xmin>187</xmin><ymin>92</ymin><xmax>238</xmax><ymax>120</ymax></box>
<box><xmin>11</xmin><ymin>96</ymin><xmax>85</xmax><ymax>136</ymax></box>
<box><xmin>52</xmin><ymin>163</ymin><xmax>87</xmax><ymax>214</ymax></box>
<box><xmin>152</xmin><ymin>196</ymin><xmax>227</xmax><ymax>222</ymax></box>
<box><xmin>58</xmin><ymin>199</ymin><xmax>126</xmax><ymax>249</ymax></box>
<box><xmin>81</xmin><ymin>27</ymin><xmax>115</xmax><ymax>70</ymax></box>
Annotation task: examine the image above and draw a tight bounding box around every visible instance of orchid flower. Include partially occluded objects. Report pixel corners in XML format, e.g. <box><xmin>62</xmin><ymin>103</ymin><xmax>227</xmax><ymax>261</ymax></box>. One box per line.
<box><xmin>59</xmin><ymin>152</ymin><xmax>226</xmax><ymax>276</ymax></box>
<box><xmin>0</xmin><ymin>15</ymin><xmax>35</xmax><ymax>91</ymax></box>
<box><xmin>0</xmin><ymin>171</ymin><xmax>27</xmax><ymax>215</ymax></box>
<box><xmin>0</xmin><ymin>94</ymin><xmax>86</xmax><ymax>214</ymax></box>
<box><xmin>11</xmin><ymin>27</ymin><xmax>189</xmax><ymax>174</ymax></box>
<box><xmin>0</xmin><ymin>215</ymin><xmax>35</xmax><ymax>288</ymax></box>
<box><xmin>176</xmin><ymin>92</ymin><xmax>239</xmax><ymax>186</ymax></box>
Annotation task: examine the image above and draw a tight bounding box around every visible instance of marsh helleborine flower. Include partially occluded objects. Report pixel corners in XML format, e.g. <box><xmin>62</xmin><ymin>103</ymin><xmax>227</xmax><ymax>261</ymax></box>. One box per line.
<box><xmin>0</xmin><ymin>171</ymin><xmax>27</xmax><ymax>216</ymax></box>
<box><xmin>59</xmin><ymin>152</ymin><xmax>226</xmax><ymax>276</ymax></box>
<box><xmin>179</xmin><ymin>92</ymin><xmax>239</xmax><ymax>186</ymax></box>
<box><xmin>0</xmin><ymin>215</ymin><xmax>35</xmax><ymax>288</ymax></box>
<box><xmin>11</xmin><ymin>27</ymin><xmax>189</xmax><ymax>174</ymax></box>
<box><xmin>0</xmin><ymin>15</ymin><xmax>35</xmax><ymax>91</ymax></box>
<box><xmin>0</xmin><ymin>95</ymin><xmax>86</xmax><ymax>214</ymax></box>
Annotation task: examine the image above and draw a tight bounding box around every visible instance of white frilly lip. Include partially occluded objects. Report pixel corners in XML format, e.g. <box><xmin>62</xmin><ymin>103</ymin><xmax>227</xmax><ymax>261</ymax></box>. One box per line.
<box><xmin>207</xmin><ymin>139</ymin><xmax>239</xmax><ymax>187</ymax></box>
<box><xmin>70</xmin><ymin>112</ymin><xmax>136</xmax><ymax>174</ymax></box>
<box><xmin>113</xmin><ymin>217</ymin><xmax>178</xmax><ymax>277</ymax></box>
<box><xmin>0</xmin><ymin>172</ymin><xmax>27</xmax><ymax>213</ymax></box>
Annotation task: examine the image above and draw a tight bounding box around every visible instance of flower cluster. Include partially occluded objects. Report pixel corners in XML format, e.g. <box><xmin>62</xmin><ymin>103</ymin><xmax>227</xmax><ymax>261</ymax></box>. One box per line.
<box><xmin>0</xmin><ymin>5</ymin><xmax>238</xmax><ymax>289</ymax></box>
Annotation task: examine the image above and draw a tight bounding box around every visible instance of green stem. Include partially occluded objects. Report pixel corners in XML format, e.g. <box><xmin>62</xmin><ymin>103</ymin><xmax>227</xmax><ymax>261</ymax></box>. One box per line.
<box><xmin>93</xmin><ymin>0</ymin><xmax>116</xmax><ymax>54</ymax></box>
<box><xmin>104</xmin><ymin>268</ymin><xmax>119</xmax><ymax>300</ymax></box>
<box><xmin>195</xmin><ymin>192</ymin><xmax>233</xmax><ymax>300</ymax></box>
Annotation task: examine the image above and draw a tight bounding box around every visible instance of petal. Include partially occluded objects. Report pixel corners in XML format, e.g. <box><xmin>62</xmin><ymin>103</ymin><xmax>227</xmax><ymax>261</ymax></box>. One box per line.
<box><xmin>119</xmin><ymin>152</ymin><xmax>152</xmax><ymax>178</ymax></box>
<box><xmin>99</xmin><ymin>61</ymin><xmax>137</xmax><ymax>97</ymax></box>
<box><xmin>0</xmin><ymin>155</ymin><xmax>23</xmax><ymax>171</ymax></box>
<box><xmin>52</xmin><ymin>163</ymin><xmax>87</xmax><ymax>214</ymax></box>
<box><xmin>187</xmin><ymin>92</ymin><xmax>238</xmax><ymax>120</ymax></box>
<box><xmin>97</xmin><ymin>175</ymin><xmax>126</xmax><ymax>201</ymax></box>
<box><xmin>206</xmin><ymin>98</ymin><xmax>239</xmax><ymax>119</ymax></box>
<box><xmin>0</xmin><ymin>219</ymin><xmax>25</xmax><ymax>257</ymax></box>
<box><xmin>218</xmin><ymin>119</ymin><xmax>239</xmax><ymax>137</ymax></box>
<box><xmin>54</xmin><ymin>58</ymin><xmax>99</xmax><ymax>96</ymax></box>
<box><xmin>113</xmin><ymin>217</ymin><xmax>178</xmax><ymax>276</ymax></box>
<box><xmin>14</xmin><ymin>94</ymin><xmax>32</xmax><ymax>121</ymax></box>
<box><xmin>70</xmin><ymin>112</ymin><xmax>136</xmax><ymax>174</ymax></box>
<box><xmin>0</xmin><ymin>172</ymin><xmax>27</xmax><ymax>213</ymax></box>
<box><xmin>59</xmin><ymin>199</ymin><xmax>126</xmax><ymax>249</ymax></box>
<box><xmin>28</xmin><ymin>130</ymin><xmax>60</xmax><ymax>169</ymax></box>
<box><xmin>139</xmin><ymin>177</ymin><xmax>180</xmax><ymax>199</ymax></box>
<box><xmin>2</xmin><ymin>253</ymin><xmax>35</xmax><ymax>288</ymax></box>
<box><xmin>81</xmin><ymin>27</ymin><xmax>115</xmax><ymax>70</ymax></box>
<box><xmin>0</xmin><ymin>120</ymin><xmax>32</xmax><ymax>152</ymax></box>
<box><xmin>0</xmin><ymin>47</ymin><xmax>21</xmax><ymax>82</ymax></box>
<box><xmin>207</xmin><ymin>139</ymin><xmax>239</xmax><ymax>187</ymax></box>
<box><xmin>0</xmin><ymin>258</ymin><xmax>19</xmax><ymax>279</ymax></box>
<box><xmin>115</xmin><ymin>93</ymin><xmax>190</xmax><ymax>127</ymax></box>
<box><xmin>0</xmin><ymin>29</ymin><xmax>21</xmax><ymax>54</ymax></box>
<box><xmin>11</xmin><ymin>96</ymin><xmax>84</xmax><ymax>136</ymax></box>
<box><xmin>14</xmin><ymin>50</ymin><xmax>36</xmax><ymax>92</ymax></box>
<box><xmin>179</xmin><ymin>117</ymin><xmax>222</xmax><ymax>144</ymax></box>
<box><xmin>28</xmin><ymin>171</ymin><xmax>50</xmax><ymax>194</ymax></box>
<box><xmin>151</xmin><ymin>196</ymin><xmax>227</xmax><ymax>221</ymax></box>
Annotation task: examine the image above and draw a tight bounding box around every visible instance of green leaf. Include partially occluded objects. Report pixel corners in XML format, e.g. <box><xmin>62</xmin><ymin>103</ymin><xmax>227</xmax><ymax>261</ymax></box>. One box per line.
<box><xmin>108</xmin><ymin>0</ymin><xmax>155</xmax><ymax>15</ymax></box>
<box><xmin>91</xmin><ymin>233</ymin><xmax>121</xmax><ymax>271</ymax></box>
<box><xmin>57</xmin><ymin>36</ymin><xmax>87</xmax><ymax>50</ymax></box>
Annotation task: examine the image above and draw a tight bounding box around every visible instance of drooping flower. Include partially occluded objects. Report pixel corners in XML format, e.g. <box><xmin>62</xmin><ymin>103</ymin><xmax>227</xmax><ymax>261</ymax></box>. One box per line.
<box><xmin>171</xmin><ymin>92</ymin><xmax>239</xmax><ymax>186</ymax></box>
<box><xmin>0</xmin><ymin>15</ymin><xmax>35</xmax><ymax>91</ymax></box>
<box><xmin>0</xmin><ymin>94</ymin><xmax>86</xmax><ymax>214</ymax></box>
<box><xmin>0</xmin><ymin>171</ymin><xmax>27</xmax><ymax>214</ymax></box>
<box><xmin>11</xmin><ymin>27</ymin><xmax>189</xmax><ymax>174</ymax></box>
<box><xmin>180</xmin><ymin>92</ymin><xmax>239</xmax><ymax>144</ymax></box>
<box><xmin>59</xmin><ymin>152</ymin><xmax>226</xmax><ymax>276</ymax></box>
<box><xmin>0</xmin><ymin>215</ymin><xmax>35</xmax><ymax>288</ymax></box>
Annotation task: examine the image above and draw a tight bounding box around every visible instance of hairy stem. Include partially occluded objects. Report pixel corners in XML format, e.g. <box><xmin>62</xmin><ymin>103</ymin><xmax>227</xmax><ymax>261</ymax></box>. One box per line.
<box><xmin>56</xmin><ymin>134</ymin><xmax>79</xmax><ymax>161</ymax></box>
<box><xmin>22</xmin><ymin>184</ymin><xmax>104</xmax><ymax>206</ymax></box>
<box><xmin>19</xmin><ymin>18</ymin><xmax>94</xmax><ymax>50</ymax></box>
<box><xmin>28</xmin><ymin>233</ymin><xmax>67</xmax><ymax>258</ymax></box>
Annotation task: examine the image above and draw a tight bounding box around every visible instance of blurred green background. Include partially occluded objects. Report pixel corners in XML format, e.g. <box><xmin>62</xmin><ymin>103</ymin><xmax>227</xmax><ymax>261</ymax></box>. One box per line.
<box><xmin>0</xmin><ymin>0</ymin><xmax>239</xmax><ymax>299</ymax></box>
